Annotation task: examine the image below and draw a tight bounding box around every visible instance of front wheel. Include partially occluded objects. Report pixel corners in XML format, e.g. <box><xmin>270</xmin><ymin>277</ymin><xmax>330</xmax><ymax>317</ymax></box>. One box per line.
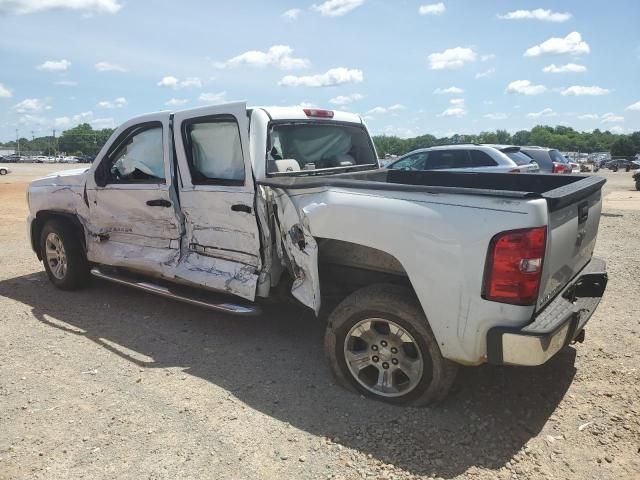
<box><xmin>0</xmin><ymin>168</ymin><xmax>7</xmax><ymax>175</ymax></box>
<box><xmin>40</xmin><ymin>219</ymin><xmax>89</xmax><ymax>290</ymax></box>
<box><xmin>636</xmin><ymin>180</ymin><xmax>640</xmax><ymax>192</ymax></box>
<box><xmin>324</xmin><ymin>284</ymin><xmax>458</xmax><ymax>406</ymax></box>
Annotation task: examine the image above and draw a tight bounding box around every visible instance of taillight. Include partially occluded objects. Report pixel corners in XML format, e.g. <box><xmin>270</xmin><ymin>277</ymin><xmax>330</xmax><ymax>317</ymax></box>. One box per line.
<box><xmin>483</xmin><ymin>226</ymin><xmax>547</xmax><ymax>305</ymax></box>
<box><xmin>552</xmin><ymin>162</ymin><xmax>568</xmax><ymax>173</ymax></box>
<box><xmin>303</xmin><ymin>108</ymin><xmax>334</xmax><ymax>118</ymax></box>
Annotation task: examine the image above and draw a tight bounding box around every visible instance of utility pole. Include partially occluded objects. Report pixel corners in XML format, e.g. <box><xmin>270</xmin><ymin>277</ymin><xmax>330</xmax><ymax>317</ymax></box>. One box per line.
<box><xmin>53</xmin><ymin>129</ymin><xmax>56</xmax><ymax>158</ymax></box>
<box><xmin>16</xmin><ymin>129</ymin><xmax>20</xmax><ymax>157</ymax></box>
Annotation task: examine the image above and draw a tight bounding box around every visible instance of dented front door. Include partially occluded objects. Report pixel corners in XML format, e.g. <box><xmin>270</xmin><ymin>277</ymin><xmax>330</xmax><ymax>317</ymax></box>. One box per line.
<box><xmin>172</xmin><ymin>102</ymin><xmax>262</xmax><ymax>300</ymax></box>
<box><xmin>85</xmin><ymin>113</ymin><xmax>183</xmax><ymax>276</ymax></box>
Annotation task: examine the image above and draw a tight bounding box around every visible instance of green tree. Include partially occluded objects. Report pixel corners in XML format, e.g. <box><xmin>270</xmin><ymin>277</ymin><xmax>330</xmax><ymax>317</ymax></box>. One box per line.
<box><xmin>610</xmin><ymin>137</ymin><xmax>636</xmax><ymax>159</ymax></box>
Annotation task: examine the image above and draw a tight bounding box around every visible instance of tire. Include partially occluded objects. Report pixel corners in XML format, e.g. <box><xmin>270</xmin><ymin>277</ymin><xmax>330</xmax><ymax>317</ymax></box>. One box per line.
<box><xmin>636</xmin><ymin>181</ymin><xmax>640</xmax><ymax>192</ymax></box>
<box><xmin>324</xmin><ymin>284</ymin><xmax>458</xmax><ymax>406</ymax></box>
<box><xmin>40</xmin><ymin>219</ymin><xmax>89</xmax><ymax>290</ymax></box>
<box><xmin>0</xmin><ymin>168</ymin><xmax>7</xmax><ymax>175</ymax></box>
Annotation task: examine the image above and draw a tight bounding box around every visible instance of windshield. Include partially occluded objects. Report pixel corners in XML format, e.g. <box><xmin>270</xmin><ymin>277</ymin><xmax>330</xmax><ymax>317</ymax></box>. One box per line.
<box><xmin>267</xmin><ymin>122</ymin><xmax>377</xmax><ymax>175</ymax></box>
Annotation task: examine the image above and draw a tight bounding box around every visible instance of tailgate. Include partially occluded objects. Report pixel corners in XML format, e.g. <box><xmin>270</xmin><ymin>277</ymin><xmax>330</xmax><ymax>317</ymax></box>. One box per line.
<box><xmin>537</xmin><ymin>178</ymin><xmax>604</xmax><ymax>310</ymax></box>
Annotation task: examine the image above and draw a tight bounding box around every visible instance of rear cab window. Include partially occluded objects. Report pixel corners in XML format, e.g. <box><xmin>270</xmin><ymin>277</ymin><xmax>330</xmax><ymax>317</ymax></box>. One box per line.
<box><xmin>267</xmin><ymin>122</ymin><xmax>377</xmax><ymax>175</ymax></box>
<box><xmin>504</xmin><ymin>151</ymin><xmax>534</xmax><ymax>166</ymax></box>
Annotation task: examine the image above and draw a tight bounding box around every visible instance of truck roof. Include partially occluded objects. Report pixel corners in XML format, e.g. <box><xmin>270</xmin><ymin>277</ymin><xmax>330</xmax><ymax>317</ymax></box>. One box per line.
<box><xmin>254</xmin><ymin>106</ymin><xmax>363</xmax><ymax>124</ymax></box>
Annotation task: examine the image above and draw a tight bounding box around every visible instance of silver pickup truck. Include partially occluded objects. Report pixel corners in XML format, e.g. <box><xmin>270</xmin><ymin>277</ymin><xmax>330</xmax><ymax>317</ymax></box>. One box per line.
<box><xmin>27</xmin><ymin>103</ymin><xmax>608</xmax><ymax>405</ymax></box>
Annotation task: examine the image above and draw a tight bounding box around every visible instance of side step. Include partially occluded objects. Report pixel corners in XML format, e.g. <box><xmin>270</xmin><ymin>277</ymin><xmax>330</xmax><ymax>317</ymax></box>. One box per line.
<box><xmin>90</xmin><ymin>268</ymin><xmax>260</xmax><ymax>316</ymax></box>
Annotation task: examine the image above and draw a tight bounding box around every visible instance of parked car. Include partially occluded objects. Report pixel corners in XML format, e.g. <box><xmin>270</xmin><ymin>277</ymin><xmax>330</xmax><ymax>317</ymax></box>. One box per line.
<box><xmin>0</xmin><ymin>166</ymin><xmax>11</xmax><ymax>175</ymax></box>
<box><xmin>27</xmin><ymin>103</ymin><xmax>608</xmax><ymax>405</ymax></box>
<box><xmin>519</xmin><ymin>146</ymin><xmax>572</xmax><ymax>173</ymax></box>
<box><xmin>633</xmin><ymin>171</ymin><xmax>640</xmax><ymax>191</ymax></box>
<box><xmin>387</xmin><ymin>144</ymin><xmax>539</xmax><ymax>173</ymax></box>
<box><xmin>606</xmin><ymin>159</ymin><xmax>639</xmax><ymax>172</ymax></box>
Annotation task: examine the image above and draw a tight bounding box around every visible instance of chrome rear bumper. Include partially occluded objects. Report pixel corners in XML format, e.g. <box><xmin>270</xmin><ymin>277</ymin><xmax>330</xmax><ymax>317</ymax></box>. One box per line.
<box><xmin>487</xmin><ymin>257</ymin><xmax>607</xmax><ymax>366</ymax></box>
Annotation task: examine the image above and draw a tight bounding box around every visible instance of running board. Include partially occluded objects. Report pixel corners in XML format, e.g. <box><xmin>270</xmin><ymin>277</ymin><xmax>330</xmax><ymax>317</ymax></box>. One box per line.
<box><xmin>90</xmin><ymin>268</ymin><xmax>260</xmax><ymax>316</ymax></box>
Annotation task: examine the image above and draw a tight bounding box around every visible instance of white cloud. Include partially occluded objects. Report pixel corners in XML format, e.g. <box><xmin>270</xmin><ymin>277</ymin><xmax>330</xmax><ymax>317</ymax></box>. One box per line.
<box><xmin>13</xmin><ymin>98</ymin><xmax>45</xmax><ymax>113</ymax></box>
<box><xmin>55</xmin><ymin>80</ymin><xmax>77</xmax><ymax>86</ymax></box>
<box><xmin>92</xmin><ymin>117</ymin><xmax>116</xmax><ymax>129</ymax></box>
<box><xmin>524</xmin><ymin>32</ymin><xmax>590</xmax><ymax>57</ymax></box>
<box><xmin>95</xmin><ymin>61</ymin><xmax>127</xmax><ymax>72</ymax></box>
<box><xmin>367</xmin><ymin>107</ymin><xmax>387</xmax><ymax>115</ymax></box>
<box><xmin>428</xmin><ymin>47</ymin><xmax>476</xmax><ymax>70</ymax></box>
<box><xmin>279</xmin><ymin>67</ymin><xmax>363</xmax><ymax>87</ymax></box>
<box><xmin>561</xmin><ymin>85</ymin><xmax>610</xmax><ymax>96</ymax></box>
<box><xmin>0</xmin><ymin>0</ymin><xmax>121</xmax><ymax>15</ymax></box>
<box><xmin>526</xmin><ymin>107</ymin><xmax>557</xmax><ymax>118</ymax></box>
<box><xmin>97</xmin><ymin>97</ymin><xmax>127</xmax><ymax>109</ymax></box>
<box><xmin>37</xmin><ymin>59</ymin><xmax>71</xmax><ymax>72</ymax></box>
<box><xmin>506</xmin><ymin>80</ymin><xmax>547</xmax><ymax>95</ymax></box>
<box><xmin>329</xmin><ymin>93</ymin><xmax>364</xmax><ymax>105</ymax></box>
<box><xmin>480</xmin><ymin>54</ymin><xmax>496</xmax><ymax>62</ymax></box>
<box><xmin>449</xmin><ymin>98</ymin><xmax>464</xmax><ymax>106</ymax></box>
<box><xmin>601</xmin><ymin>112</ymin><xmax>624</xmax><ymax>123</ymax></box>
<box><xmin>625</xmin><ymin>101</ymin><xmax>640</xmax><ymax>111</ymax></box>
<box><xmin>542</xmin><ymin>63</ymin><xmax>587</xmax><ymax>73</ymax></box>
<box><xmin>438</xmin><ymin>107</ymin><xmax>466</xmax><ymax>118</ymax></box>
<box><xmin>484</xmin><ymin>112</ymin><xmax>508</xmax><ymax>120</ymax></box>
<box><xmin>498</xmin><ymin>8</ymin><xmax>571</xmax><ymax>23</ymax></box>
<box><xmin>475</xmin><ymin>68</ymin><xmax>495</xmax><ymax>79</ymax></box>
<box><xmin>311</xmin><ymin>0</ymin><xmax>364</xmax><ymax>16</ymax></box>
<box><xmin>19</xmin><ymin>114</ymin><xmax>47</xmax><ymax>126</ymax></box>
<box><xmin>577</xmin><ymin>114</ymin><xmax>599</xmax><ymax>120</ymax></box>
<box><xmin>199</xmin><ymin>91</ymin><xmax>227</xmax><ymax>104</ymax></box>
<box><xmin>609</xmin><ymin>125</ymin><xmax>625</xmax><ymax>134</ymax></box>
<box><xmin>157</xmin><ymin>76</ymin><xmax>202</xmax><ymax>89</ymax></box>
<box><xmin>55</xmin><ymin>111</ymin><xmax>95</xmax><ymax>128</ymax></box>
<box><xmin>0</xmin><ymin>83</ymin><xmax>12</xmax><ymax>98</ymax></box>
<box><xmin>433</xmin><ymin>86</ymin><xmax>463</xmax><ymax>94</ymax></box>
<box><xmin>388</xmin><ymin>104</ymin><xmax>406</xmax><ymax>111</ymax></box>
<box><xmin>418</xmin><ymin>2</ymin><xmax>445</xmax><ymax>15</ymax></box>
<box><xmin>165</xmin><ymin>98</ymin><xmax>189</xmax><ymax>107</ymax></box>
<box><xmin>217</xmin><ymin>45</ymin><xmax>310</xmax><ymax>70</ymax></box>
<box><xmin>282</xmin><ymin>8</ymin><xmax>301</xmax><ymax>20</ymax></box>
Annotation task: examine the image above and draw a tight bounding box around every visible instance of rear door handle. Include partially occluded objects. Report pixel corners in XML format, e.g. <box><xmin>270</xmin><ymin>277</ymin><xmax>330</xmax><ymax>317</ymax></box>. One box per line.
<box><xmin>146</xmin><ymin>199</ymin><xmax>172</xmax><ymax>207</ymax></box>
<box><xmin>231</xmin><ymin>204</ymin><xmax>252</xmax><ymax>214</ymax></box>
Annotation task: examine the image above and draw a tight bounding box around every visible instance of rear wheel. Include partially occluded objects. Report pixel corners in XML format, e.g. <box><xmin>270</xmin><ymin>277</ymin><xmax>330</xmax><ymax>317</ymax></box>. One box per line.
<box><xmin>40</xmin><ymin>219</ymin><xmax>89</xmax><ymax>290</ymax></box>
<box><xmin>0</xmin><ymin>168</ymin><xmax>7</xmax><ymax>175</ymax></box>
<box><xmin>324</xmin><ymin>284</ymin><xmax>458</xmax><ymax>406</ymax></box>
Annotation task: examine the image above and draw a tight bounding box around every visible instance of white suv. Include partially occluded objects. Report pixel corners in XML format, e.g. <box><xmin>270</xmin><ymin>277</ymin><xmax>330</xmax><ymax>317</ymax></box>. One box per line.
<box><xmin>388</xmin><ymin>144</ymin><xmax>539</xmax><ymax>173</ymax></box>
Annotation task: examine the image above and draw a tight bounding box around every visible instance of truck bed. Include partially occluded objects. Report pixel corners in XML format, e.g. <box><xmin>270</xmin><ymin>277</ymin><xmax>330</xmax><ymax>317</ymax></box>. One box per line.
<box><xmin>258</xmin><ymin>169</ymin><xmax>606</xmax><ymax>212</ymax></box>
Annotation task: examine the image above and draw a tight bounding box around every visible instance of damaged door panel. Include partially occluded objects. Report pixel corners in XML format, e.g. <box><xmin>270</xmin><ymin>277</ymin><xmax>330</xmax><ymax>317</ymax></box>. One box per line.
<box><xmin>84</xmin><ymin>113</ymin><xmax>183</xmax><ymax>277</ymax></box>
<box><xmin>172</xmin><ymin>102</ymin><xmax>262</xmax><ymax>300</ymax></box>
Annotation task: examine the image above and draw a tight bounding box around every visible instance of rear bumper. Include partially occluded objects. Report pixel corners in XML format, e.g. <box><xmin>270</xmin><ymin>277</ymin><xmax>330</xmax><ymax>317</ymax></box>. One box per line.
<box><xmin>487</xmin><ymin>257</ymin><xmax>607</xmax><ymax>366</ymax></box>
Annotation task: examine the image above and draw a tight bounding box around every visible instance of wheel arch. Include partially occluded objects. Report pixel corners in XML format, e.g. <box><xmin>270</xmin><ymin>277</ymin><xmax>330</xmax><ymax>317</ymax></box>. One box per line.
<box><xmin>32</xmin><ymin>211</ymin><xmax>86</xmax><ymax>260</ymax></box>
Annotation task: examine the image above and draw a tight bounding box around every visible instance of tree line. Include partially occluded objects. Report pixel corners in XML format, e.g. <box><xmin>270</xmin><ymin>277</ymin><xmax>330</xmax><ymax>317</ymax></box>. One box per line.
<box><xmin>373</xmin><ymin>126</ymin><xmax>640</xmax><ymax>159</ymax></box>
<box><xmin>2</xmin><ymin>123</ymin><xmax>639</xmax><ymax>160</ymax></box>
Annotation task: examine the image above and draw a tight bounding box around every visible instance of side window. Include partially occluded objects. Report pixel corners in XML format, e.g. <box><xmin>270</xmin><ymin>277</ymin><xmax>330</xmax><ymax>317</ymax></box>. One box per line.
<box><xmin>184</xmin><ymin>117</ymin><xmax>245</xmax><ymax>185</ymax></box>
<box><xmin>426</xmin><ymin>150</ymin><xmax>469</xmax><ymax>169</ymax></box>
<box><xmin>104</xmin><ymin>125</ymin><xmax>165</xmax><ymax>184</ymax></box>
<box><xmin>549</xmin><ymin>150</ymin><xmax>568</xmax><ymax>164</ymax></box>
<box><xmin>469</xmin><ymin>150</ymin><xmax>498</xmax><ymax>167</ymax></box>
<box><xmin>392</xmin><ymin>152</ymin><xmax>427</xmax><ymax>170</ymax></box>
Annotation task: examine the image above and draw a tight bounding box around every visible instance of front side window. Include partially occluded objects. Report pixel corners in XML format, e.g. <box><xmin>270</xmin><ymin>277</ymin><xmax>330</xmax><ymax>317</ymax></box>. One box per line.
<box><xmin>185</xmin><ymin>118</ymin><xmax>245</xmax><ymax>185</ymax></box>
<box><xmin>267</xmin><ymin>122</ymin><xmax>377</xmax><ymax>174</ymax></box>
<box><xmin>105</xmin><ymin>125</ymin><xmax>165</xmax><ymax>183</ymax></box>
<box><xmin>391</xmin><ymin>152</ymin><xmax>428</xmax><ymax>170</ymax></box>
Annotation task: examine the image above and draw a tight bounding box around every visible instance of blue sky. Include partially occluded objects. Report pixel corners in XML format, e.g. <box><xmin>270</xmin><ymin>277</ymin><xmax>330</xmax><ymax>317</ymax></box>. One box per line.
<box><xmin>1</xmin><ymin>0</ymin><xmax>639</xmax><ymax>141</ymax></box>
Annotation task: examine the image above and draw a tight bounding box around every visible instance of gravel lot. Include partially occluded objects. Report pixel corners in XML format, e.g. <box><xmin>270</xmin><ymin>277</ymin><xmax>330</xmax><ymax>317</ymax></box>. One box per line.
<box><xmin>1</xmin><ymin>164</ymin><xmax>639</xmax><ymax>480</ymax></box>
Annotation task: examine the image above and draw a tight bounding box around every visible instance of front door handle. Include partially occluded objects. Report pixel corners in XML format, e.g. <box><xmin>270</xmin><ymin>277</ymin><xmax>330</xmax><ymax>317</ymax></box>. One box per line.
<box><xmin>147</xmin><ymin>199</ymin><xmax>172</xmax><ymax>207</ymax></box>
<box><xmin>231</xmin><ymin>204</ymin><xmax>252</xmax><ymax>214</ymax></box>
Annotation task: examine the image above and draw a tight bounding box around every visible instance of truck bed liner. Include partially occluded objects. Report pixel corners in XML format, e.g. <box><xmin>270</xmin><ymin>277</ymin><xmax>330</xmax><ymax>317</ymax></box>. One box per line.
<box><xmin>258</xmin><ymin>170</ymin><xmax>605</xmax><ymax>211</ymax></box>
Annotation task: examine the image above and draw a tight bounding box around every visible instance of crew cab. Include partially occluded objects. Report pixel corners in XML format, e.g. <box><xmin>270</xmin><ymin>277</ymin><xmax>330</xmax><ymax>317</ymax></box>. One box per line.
<box><xmin>27</xmin><ymin>103</ymin><xmax>608</xmax><ymax>405</ymax></box>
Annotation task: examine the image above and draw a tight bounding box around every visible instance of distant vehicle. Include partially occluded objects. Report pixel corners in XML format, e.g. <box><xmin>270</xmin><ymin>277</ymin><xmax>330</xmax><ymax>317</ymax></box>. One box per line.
<box><xmin>0</xmin><ymin>166</ymin><xmax>10</xmax><ymax>175</ymax></box>
<box><xmin>1</xmin><ymin>154</ymin><xmax>21</xmax><ymax>163</ymax></box>
<box><xmin>570</xmin><ymin>162</ymin><xmax>580</xmax><ymax>173</ymax></box>
<box><xmin>606</xmin><ymin>160</ymin><xmax>639</xmax><ymax>172</ymax></box>
<box><xmin>519</xmin><ymin>147</ymin><xmax>571</xmax><ymax>174</ymax></box>
<box><xmin>388</xmin><ymin>144</ymin><xmax>539</xmax><ymax>173</ymax></box>
<box><xmin>633</xmin><ymin>171</ymin><xmax>640</xmax><ymax>191</ymax></box>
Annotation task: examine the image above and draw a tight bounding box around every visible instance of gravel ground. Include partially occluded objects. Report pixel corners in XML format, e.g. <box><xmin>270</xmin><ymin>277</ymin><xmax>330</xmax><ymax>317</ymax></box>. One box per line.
<box><xmin>1</xmin><ymin>165</ymin><xmax>639</xmax><ymax>480</ymax></box>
